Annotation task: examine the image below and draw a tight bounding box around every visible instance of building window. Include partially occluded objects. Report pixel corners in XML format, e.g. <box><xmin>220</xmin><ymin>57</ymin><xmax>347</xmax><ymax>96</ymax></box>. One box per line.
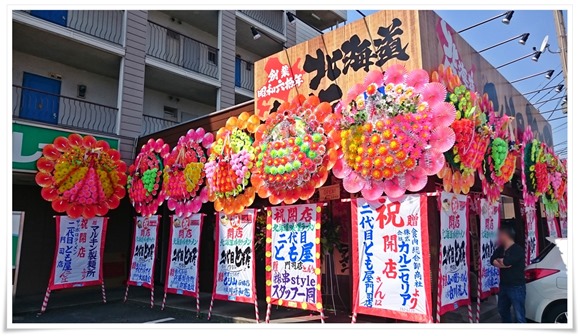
<box><xmin>208</xmin><ymin>50</ymin><xmax>217</xmax><ymax>65</ymax></box>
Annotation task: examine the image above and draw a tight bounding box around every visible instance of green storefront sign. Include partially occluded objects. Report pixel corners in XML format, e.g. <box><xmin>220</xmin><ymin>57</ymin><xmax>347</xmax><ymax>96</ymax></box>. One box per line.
<box><xmin>13</xmin><ymin>122</ymin><xmax>119</xmax><ymax>172</ymax></box>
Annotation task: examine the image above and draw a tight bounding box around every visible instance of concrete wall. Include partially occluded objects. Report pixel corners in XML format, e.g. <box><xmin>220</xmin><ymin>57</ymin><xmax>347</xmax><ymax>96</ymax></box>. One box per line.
<box><xmin>143</xmin><ymin>87</ymin><xmax>215</xmax><ymax>121</ymax></box>
<box><xmin>13</xmin><ymin>51</ymin><xmax>118</xmax><ymax>107</ymax></box>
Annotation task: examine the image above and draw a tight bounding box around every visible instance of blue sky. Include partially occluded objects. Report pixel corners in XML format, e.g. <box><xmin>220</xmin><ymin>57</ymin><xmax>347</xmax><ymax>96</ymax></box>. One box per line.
<box><xmin>346</xmin><ymin>10</ymin><xmax>567</xmax><ymax>157</ymax></box>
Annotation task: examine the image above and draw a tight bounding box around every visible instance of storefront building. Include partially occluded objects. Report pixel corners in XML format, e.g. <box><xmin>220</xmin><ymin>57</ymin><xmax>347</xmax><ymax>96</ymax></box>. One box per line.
<box><xmin>14</xmin><ymin>9</ymin><xmax>560</xmax><ymax>322</ymax></box>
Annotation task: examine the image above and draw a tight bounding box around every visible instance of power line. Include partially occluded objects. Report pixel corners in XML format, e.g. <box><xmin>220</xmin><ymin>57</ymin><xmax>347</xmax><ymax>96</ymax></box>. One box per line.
<box><xmin>535</xmin><ymin>92</ymin><xmax>563</xmax><ymax>110</ymax></box>
<box><xmin>529</xmin><ymin>70</ymin><xmax>562</xmax><ymax>102</ymax></box>
<box><xmin>547</xmin><ymin>115</ymin><xmax>567</xmax><ymax>122</ymax></box>
<box><xmin>553</xmin><ymin>140</ymin><xmax>567</xmax><ymax>147</ymax></box>
<box><xmin>547</xmin><ymin>96</ymin><xmax>566</xmax><ymax>120</ymax></box>
<box><xmin>534</xmin><ymin>95</ymin><xmax>566</xmax><ymax>106</ymax></box>
<box><xmin>552</xmin><ymin>122</ymin><xmax>567</xmax><ymax>131</ymax></box>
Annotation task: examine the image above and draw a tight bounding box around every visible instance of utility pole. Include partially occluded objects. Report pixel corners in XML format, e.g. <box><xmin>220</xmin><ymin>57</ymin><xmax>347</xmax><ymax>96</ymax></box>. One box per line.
<box><xmin>553</xmin><ymin>10</ymin><xmax>568</xmax><ymax>114</ymax></box>
<box><xmin>553</xmin><ymin>10</ymin><xmax>568</xmax><ymax>87</ymax></box>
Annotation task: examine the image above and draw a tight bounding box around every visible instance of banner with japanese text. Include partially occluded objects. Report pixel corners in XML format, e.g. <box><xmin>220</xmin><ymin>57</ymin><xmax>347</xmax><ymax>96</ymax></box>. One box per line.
<box><xmin>265</xmin><ymin>204</ymin><xmax>322</xmax><ymax>311</ymax></box>
<box><xmin>49</xmin><ymin>216</ymin><xmax>108</xmax><ymax>290</ymax></box>
<box><xmin>127</xmin><ymin>216</ymin><xmax>160</xmax><ymax>289</ymax></box>
<box><xmin>559</xmin><ymin>211</ymin><xmax>567</xmax><ymax>238</ymax></box>
<box><xmin>479</xmin><ymin>198</ymin><xmax>499</xmax><ymax>298</ymax></box>
<box><xmin>546</xmin><ymin>213</ymin><xmax>561</xmax><ymax>238</ymax></box>
<box><xmin>524</xmin><ymin>204</ymin><xmax>539</xmax><ymax>265</ymax></box>
<box><xmin>213</xmin><ymin>209</ymin><xmax>257</xmax><ymax>304</ymax></box>
<box><xmin>351</xmin><ymin>194</ymin><xmax>432</xmax><ymax>323</ymax></box>
<box><xmin>438</xmin><ymin>192</ymin><xmax>470</xmax><ymax>314</ymax></box>
<box><xmin>164</xmin><ymin>214</ymin><xmax>203</xmax><ymax>297</ymax></box>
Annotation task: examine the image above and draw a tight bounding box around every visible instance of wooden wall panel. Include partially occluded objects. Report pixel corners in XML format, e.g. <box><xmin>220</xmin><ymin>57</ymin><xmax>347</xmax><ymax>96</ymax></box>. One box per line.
<box><xmin>253</xmin><ymin>10</ymin><xmax>423</xmax><ymax>119</ymax></box>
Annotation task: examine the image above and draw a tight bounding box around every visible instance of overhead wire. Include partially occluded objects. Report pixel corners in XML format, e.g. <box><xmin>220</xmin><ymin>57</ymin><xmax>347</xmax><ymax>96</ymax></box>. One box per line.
<box><xmin>528</xmin><ymin>70</ymin><xmax>562</xmax><ymax>102</ymax></box>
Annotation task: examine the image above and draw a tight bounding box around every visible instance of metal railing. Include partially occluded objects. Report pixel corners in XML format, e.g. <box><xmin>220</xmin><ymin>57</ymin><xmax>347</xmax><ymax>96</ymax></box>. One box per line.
<box><xmin>13</xmin><ymin>85</ymin><xmax>118</xmax><ymax>135</ymax></box>
<box><xmin>21</xmin><ymin>10</ymin><xmax>124</xmax><ymax>45</ymax></box>
<box><xmin>146</xmin><ymin>21</ymin><xmax>219</xmax><ymax>79</ymax></box>
<box><xmin>235</xmin><ymin>58</ymin><xmax>254</xmax><ymax>91</ymax></box>
<box><xmin>239</xmin><ymin>10</ymin><xmax>284</xmax><ymax>34</ymax></box>
<box><xmin>142</xmin><ymin>115</ymin><xmax>178</xmax><ymax>135</ymax></box>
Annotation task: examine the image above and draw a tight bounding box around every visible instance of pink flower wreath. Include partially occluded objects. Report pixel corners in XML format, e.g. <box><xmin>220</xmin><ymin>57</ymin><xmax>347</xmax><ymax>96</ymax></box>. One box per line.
<box><xmin>333</xmin><ymin>64</ymin><xmax>456</xmax><ymax>200</ymax></box>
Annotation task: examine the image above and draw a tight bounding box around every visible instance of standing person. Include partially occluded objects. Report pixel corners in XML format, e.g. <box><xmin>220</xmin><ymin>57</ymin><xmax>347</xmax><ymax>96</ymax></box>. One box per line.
<box><xmin>490</xmin><ymin>225</ymin><xmax>526</xmax><ymax>323</ymax></box>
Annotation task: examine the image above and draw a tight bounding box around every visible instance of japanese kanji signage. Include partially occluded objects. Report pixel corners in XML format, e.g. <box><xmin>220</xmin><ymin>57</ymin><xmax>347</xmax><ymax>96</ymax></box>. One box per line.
<box><xmin>49</xmin><ymin>216</ymin><xmax>107</xmax><ymax>290</ymax></box>
<box><xmin>127</xmin><ymin>216</ymin><xmax>160</xmax><ymax>289</ymax></box>
<box><xmin>479</xmin><ymin>199</ymin><xmax>499</xmax><ymax>298</ymax></box>
<box><xmin>254</xmin><ymin>11</ymin><xmax>420</xmax><ymax>118</ymax></box>
<box><xmin>559</xmin><ymin>210</ymin><xmax>567</xmax><ymax>238</ymax></box>
<box><xmin>265</xmin><ymin>204</ymin><xmax>322</xmax><ymax>311</ymax></box>
<box><xmin>164</xmin><ymin>214</ymin><xmax>203</xmax><ymax>297</ymax></box>
<box><xmin>438</xmin><ymin>192</ymin><xmax>470</xmax><ymax>314</ymax></box>
<box><xmin>524</xmin><ymin>204</ymin><xmax>539</xmax><ymax>265</ymax></box>
<box><xmin>213</xmin><ymin>209</ymin><xmax>257</xmax><ymax>304</ymax></box>
<box><xmin>546</xmin><ymin>212</ymin><xmax>561</xmax><ymax>238</ymax></box>
<box><xmin>351</xmin><ymin>194</ymin><xmax>432</xmax><ymax>323</ymax></box>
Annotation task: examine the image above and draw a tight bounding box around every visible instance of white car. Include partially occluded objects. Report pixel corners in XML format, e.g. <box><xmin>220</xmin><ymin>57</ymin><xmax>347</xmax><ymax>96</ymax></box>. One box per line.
<box><xmin>524</xmin><ymin>237</ymin><xmax>567</xmax><ymax>323</ymax></box>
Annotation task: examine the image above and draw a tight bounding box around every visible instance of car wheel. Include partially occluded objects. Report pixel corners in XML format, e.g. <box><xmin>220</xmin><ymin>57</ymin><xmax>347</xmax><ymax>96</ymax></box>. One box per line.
<box><xmin>542</xmin><ymin>303</ymin><xmax>567</xmax><ymax>323</ymax></box>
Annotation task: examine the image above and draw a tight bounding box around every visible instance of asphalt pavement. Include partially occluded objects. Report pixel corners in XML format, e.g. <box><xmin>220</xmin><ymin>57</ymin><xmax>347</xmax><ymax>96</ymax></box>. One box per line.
<box><xmin>13</xmin><ymin>300</ymin><xmax>218</xmax><ymax>324</ymax></box>
<box><xmin>12</xmin><ymin>286</ymin><xmax>502</xmax><ymax>324</ymax></box>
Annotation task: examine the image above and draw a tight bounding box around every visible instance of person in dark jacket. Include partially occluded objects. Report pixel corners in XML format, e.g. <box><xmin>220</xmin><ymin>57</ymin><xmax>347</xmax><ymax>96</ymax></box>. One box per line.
<box><xmin>490</xmin><ymin>225</ymin><xmax>526</xmax><ymax>323</ymax></box>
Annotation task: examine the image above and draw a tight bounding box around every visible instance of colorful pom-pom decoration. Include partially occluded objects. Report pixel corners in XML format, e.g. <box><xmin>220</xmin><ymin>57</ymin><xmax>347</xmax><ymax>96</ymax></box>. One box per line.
<box><xmin>127</xmin><ymin>138</ymin><xmax>170</xmax><ymax>217</ymax></box>
<box><xmin>540</xmin><ymin>143</ymin><xmax>566</xmax><ymax>215</ymax></box>
<box><xmin>35</xmin><ymin>134</ymin><xmax>127</xmax><ymax>219</ymax></box>
<box><xmin>433</xmin><ymin>65</ymin><xmax>491</xmax><ymax>194</ymax></box>
<box><xmin>163</xmin><ymin>128</ymin><xmax>212</xmax><ymax>217</ymax></box>
<box><xmin>478</xmin><ymin>113</ymin><xmax>518</xmax><ymax>203</ymax></box>
<box><xmin>521</xmin><ymin>126</ymin><xmax>548</xmax><ymax>206</ymax></box>
<box><xmin>334</xmin><ymin>65</ymin><xmax>456</xmax><ymax>200</ymax></box>
<box><xmin>521</xmin><ymin>126</ymin><xmax>567</xmax><ymax>211</ymax></box>
<box><xmin>251</xmin><ymin>95</ymin><xmax>340</xmax><ymax>205</ymax></box>
<box><xmin>205</xmin><ymin>112</ymin><xmax>260</xmax><ymax>214</ymax></box>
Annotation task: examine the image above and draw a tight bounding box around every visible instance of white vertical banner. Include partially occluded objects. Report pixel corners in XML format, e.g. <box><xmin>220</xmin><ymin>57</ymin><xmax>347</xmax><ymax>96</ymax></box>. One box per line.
<box><xmin>265</xmin><ymin>204</ymin><xmax>322</xmax><ymax>311</ymax></box>
<box><xmin>479</xmin><ymin>199</ymin><xmax>499</xmax><ymax>298</ymax></box>
<box><xmin>524</xmin><ymin>205</ymin><xmax>539</xmax><ymax>264</ymax></box>
<box><xmin>559</xmin><ymin>212</ymin><xmax>567</xmax><ymax>238</ymax></box>
<box><xmin>127</xmin><ymin>216</ymin><xmax>160</xmax><ymax>288</ymax></box>
<box><xmin>438</xmin><ymin>192</ymin><xmax>470</xmax><ymax>313</ymax></box>
<box><xmin>212</xmin><ymin>209</ymin><xmax>257</xmax><ymax>304</ymax></box>
<box><xmin>164</xmin><ymin>214</ymin><xmax>203</xmax><ymax>296</ymax></box>
<box><xmin>50</xmin><ymin>216</ymin><xmax>108</xmax><ymax>290</ymax></box>
<box><xmin>546</xmin><ymin>212</ymin><xmax>560</xmax><ymax>238</ymax></box>
<box><xmin>351</xmin><ymin>194</ymin><xmax>432</xmax><ymax>323</ymax></box>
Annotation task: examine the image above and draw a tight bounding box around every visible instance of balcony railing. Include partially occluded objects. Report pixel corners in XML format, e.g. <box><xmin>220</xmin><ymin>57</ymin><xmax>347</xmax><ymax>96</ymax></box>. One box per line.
<box><xmin>147</xmin><ymin>21</ymin><xmax>219</xmax><ymax>79</ymax></box>
<box><xmin>235</xmin><ymin>58</ymin><xmax>254</xmax><ymax>92</ymax></box>
<box><xmin>13</xmin><ymin>85</ymin><xmax>118</xmax><ymax>135</ymax></box>
<box><xmin>142</xmin><ymin>115</ymin><xmax>178</xmax><ymax>135</ymax></box>
<box><xmin>239</xmin><ymin>10</ymin><xmax>284</xmax><ymax>34</ymax></box>
<box><xmin>21</xmin><ymin>10</ymin><xmax>124</xmax><ymax>45</ymax></box>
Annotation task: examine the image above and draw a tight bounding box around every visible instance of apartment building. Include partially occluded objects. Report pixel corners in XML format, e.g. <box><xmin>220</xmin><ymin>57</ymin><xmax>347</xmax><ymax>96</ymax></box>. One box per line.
<box><xmin>12</xmin><ymin>10</ymin><xmax>347</xmax><ymax>163</ymax></box>
<box><xmin>11</xmin><ymin>9</ymin><xmax>347</xmax><ymax>297</ymax></box>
